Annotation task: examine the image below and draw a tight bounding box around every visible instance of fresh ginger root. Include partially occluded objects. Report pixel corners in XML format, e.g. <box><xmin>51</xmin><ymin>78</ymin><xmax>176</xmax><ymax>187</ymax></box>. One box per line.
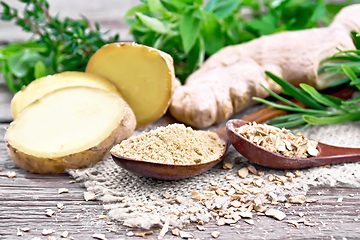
<box><xmin>170</xmin><ymin>4</ymin><xmax>360</xmax><ymax>129</ymax></box>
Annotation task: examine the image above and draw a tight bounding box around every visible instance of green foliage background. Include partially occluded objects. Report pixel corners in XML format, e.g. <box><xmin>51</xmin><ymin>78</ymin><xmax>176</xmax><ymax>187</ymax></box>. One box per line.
<box><xmin>124</xmin><ymin>0</ymin><xmax>357</xmax><ymax>82</ymax></box>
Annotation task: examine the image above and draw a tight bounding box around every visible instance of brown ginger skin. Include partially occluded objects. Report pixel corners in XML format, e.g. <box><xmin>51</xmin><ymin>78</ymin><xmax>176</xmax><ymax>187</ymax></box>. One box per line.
<box><xmin>170</xmin><ymin>4</ymin><xmax>360</xmax><ymax>129</ymax></box>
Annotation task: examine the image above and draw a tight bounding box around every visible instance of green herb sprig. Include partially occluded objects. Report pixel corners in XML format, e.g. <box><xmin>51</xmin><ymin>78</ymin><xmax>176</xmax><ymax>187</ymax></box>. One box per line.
<box><xmin>254</xmin><ymin>67</ymin><xmax>360</xmax><ymax>130</ymax></box>
<box><xmin>318</xmin><ymin>36</ymin><xmax>360</xmax><ymax>88</ymax></box>
<box><xmin>0</xmin><ymin>0</ymin><xmax>119</xmax><ymax>93</ymax></box>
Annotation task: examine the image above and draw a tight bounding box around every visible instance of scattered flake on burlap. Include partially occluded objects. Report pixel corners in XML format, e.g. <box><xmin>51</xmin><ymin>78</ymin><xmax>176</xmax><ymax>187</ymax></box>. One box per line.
<box><xmin>68</xmin><ymin>106</ymin><xmax>360</xmax><ymax>230</ymax></box>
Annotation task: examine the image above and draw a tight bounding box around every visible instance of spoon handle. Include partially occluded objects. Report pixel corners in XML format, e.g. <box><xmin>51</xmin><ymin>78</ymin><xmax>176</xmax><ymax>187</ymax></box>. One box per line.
<box><xmin>320</xmin><ymin>143</ymin><xmax>360</xmax><ymax>156</ymax></box>
<box><xmin>297</xmin><ymin>143</ymin><xmax>360</xmax><ymax>168</ymax></box>
<box><xmin>241</xmin><ymin>106</ymin><xmax>288</xmax><ymax>123</ymax></box>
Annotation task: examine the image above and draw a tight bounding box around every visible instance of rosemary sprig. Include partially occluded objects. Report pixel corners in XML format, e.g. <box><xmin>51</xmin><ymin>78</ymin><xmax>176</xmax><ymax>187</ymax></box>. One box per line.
<box><xmin>0</xmin><ymin>0</ymin><xmax>119</xmax><ymax>93</ymax></box>
<box><xmin>254</xmin><ymin>66</ymin><xmax>360</xmax><ymax>129</ymax></box>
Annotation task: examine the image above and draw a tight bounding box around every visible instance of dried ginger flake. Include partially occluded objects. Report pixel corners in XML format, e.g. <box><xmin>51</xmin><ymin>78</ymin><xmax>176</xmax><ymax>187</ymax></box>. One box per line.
<box><xmin>235</xmin><ymin>122</ymin><xmax>318</xmax><ymax>158</ymax></box>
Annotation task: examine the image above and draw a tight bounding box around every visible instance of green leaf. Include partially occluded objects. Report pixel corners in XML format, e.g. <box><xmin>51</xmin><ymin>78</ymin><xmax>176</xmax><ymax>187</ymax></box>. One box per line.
<box><xmin>34</xmin><ymin>60</ymin><xmax>47</xmax><ymax>79</ymax></box>
<box><xmin>186</xmin><ymin>37</ymin><xmax>205</xmax><ymax>73</ymax></box>
<box><xmin>204</xmin><ymin>0</ymin><xmax>217</xmax><ymax>11</ymax></box>
<box><xmin>245</xmin><ymin>14</ymin><xmax>277</xmax><ymax>36</ymax></box>
<box><xmin>259</xmin><ymin>83</ymin><xmax>302</xmax><ymax>109</ymax></box>
<box><xmin>7</xmin><ymin>52</ymin><xmax>30</xmax><ymax>78</ymax></box>
<box><xmin>205</xmin><ymin>0</ymin><xmax>241</xmax><ymax>19</ymax></box>
<box><xmin>253</xmin><ymin>97</ymin><xmax>327</xmax><ymax>115</ymax></box>
<box><xmin>299</xmin><ymin>84</ymin><xmax>342</xmax><ymax>109</ymax></box>
<box><xmin>350</xmin><ymin>79</ymin><xmax>360</xmax><ymax>85</ymax></box>
<box><xmin>162</xmin><ymin>0</ymin><xmax>194</xmax><ymax>12</ymax></box>
<box><xmin>193</xmin><ymin>0</ymin><xmax>203</xmax><ymax>6</ymax></box>
<box><xmin>308</xmin><ymin>0</ymin><xmax>326</xmax><ymax>27</ymax></box>
<box><xmin>123</xmin><ymin>4</ymin><xmax>149</xmax><ymax>18</ymax></box>
<box><xmin>342</xmin><ymin>64</ymin><xmax>360</xmax><ymax>90</ymax></box>
<box><xmin>3</xmin><ymin>75</ymin><xmax>16</xmax><ymax>93</ymax></box>
<box><xmin>200</xmin><ymin>11</ymin><xmax>223</xmax><ymax>55</ymax></box>
<box><xmin>135</xmin><ymin>12</ymin><xmax>168</xmax><ymax>33</ymax></box>
<box><xmin>0</xmin><ymin>42</ymin><xmax>45</xmax><ymax>55</ymax></box>
<box><xmin>342</xmin><ymin>65</ymin><xmax>358</xmax><ymax>81</ymax></box>
<box><xmin>326</xmin><ymin>77</ymin><xmax>350</xmax><ymax>88</ymax></box>
<box><xmin>303</xmin><ymin>111</ymin><xmax>360</xmax><ymax>125</ymax></box>
<box><xmin>271</xmin><ymin>118</ymin><xmax>308</xmax><ymax>129</ymax></box>
<box><xmin>180</xmin><ymin>7</ymin><xmax>203</xmax><ymax>54</ymax></box>
<box><xmin>265</xmin><ymin>71</ymin><xmax>326</xmax><ymax>110</ymax></box>
<box><xmin>268</xmin><ymin>113</ymin><xmax>306</xmax><ymax>124</ymax></box>
<box><xmin>147</xmin><ymin>0</ymin><xmax>169</xmax><ymax>16</ymax></box>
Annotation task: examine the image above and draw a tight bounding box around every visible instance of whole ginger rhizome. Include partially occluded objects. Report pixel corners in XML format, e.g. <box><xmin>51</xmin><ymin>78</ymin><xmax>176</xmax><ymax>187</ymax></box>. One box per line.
<box><xmin>111</xmin><ymin>124</ymin><xmax>226</xmax><ymax>165</ymax></box>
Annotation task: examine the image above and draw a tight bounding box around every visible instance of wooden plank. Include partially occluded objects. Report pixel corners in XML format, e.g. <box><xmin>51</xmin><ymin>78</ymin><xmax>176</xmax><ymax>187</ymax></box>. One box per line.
<box><xmin>0</xmin><ymin>78</ymin><xmax>13</xmax><ymax>123</ymax></box>
<box><xmin>1</xmin><ymin>187</ymin><xmax>359</xmax><ymax>240</ymax></box>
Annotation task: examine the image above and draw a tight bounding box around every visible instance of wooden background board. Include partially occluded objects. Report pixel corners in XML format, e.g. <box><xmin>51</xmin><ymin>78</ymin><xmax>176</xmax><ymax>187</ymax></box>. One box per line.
<box><xmin>1</xmin><ymin>1</ymin><xmax>360</xmax><ymax>239</ymax></box>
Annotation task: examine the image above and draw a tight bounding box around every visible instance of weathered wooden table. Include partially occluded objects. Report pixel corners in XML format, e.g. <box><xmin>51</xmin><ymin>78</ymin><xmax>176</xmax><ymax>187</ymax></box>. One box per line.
<box><xmin>1</xmin><ymin>1</ymin><xmax>360</xmax><ymax>239</ymax></box>
<box><xmin>1</xmin><ymin>62</ymin><xmax>360</xmax><ymax>240</ymax></box>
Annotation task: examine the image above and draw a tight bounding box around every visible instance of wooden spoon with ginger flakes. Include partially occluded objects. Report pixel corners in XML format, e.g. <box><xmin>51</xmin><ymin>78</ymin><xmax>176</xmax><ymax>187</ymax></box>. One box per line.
<box><xmin>112</xmin><ymin>88</ymin><xmax>356</xmax><ymax>179</ymax></box>
<box><xmin>226</xmin><ymin>88</ymin><xmax>360</xmax><ymax>169</ymax></box>
<box><xmin>227</xmin><ymin>119</ymin><xmax>360</xmax><ymax>169</ymax></box>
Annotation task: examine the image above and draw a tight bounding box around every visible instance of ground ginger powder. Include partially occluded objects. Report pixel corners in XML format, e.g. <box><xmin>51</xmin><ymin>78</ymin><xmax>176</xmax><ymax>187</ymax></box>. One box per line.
<box><xmin>111</xmin><ymin>123</ymin><xmax>226</xmax><ymax>165</ymax></box>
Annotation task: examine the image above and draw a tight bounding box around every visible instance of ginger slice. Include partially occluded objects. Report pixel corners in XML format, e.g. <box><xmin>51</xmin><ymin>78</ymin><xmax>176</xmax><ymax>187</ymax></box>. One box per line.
<box><xmin>6</xmin><ymin>86</ymin><xmax>136</xmax><ymax>174</ymax></box>
<box><xmin>11</xmin><ymin>71</ymin><xmax>122</xmax><ymax>118</ymax></box>
<box><xmin>85</xmin><ymin>42</ymin><xmax>176</xmax><ymax>127</ymax></box>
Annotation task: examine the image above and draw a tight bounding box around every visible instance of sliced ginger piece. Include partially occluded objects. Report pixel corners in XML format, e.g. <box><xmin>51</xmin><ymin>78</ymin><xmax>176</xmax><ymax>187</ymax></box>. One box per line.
<box><xmin>6</xmin><ymin>86</ymin><xmax>136</xmax><ymax>174</ymax></box>
<box><xmin>85</xmin><ymin>42</ymin><xmax>176</xmax><ymax>127</ymax></box>
<box><xmin>11</xmin><ymin>71</ymin><xmax>122</xmax><ymax>118</ymax></box>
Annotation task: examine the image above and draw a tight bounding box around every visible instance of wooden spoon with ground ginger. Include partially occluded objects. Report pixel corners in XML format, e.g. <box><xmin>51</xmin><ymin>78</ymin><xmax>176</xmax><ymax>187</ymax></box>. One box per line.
<box><xmin>110</xmin><ymin>104</ymin><xmax>290</xmax><ymax>180</ymax></box>
<box><xmin>111</xmin><ymin>123</ymin><xmax>228</xmax><ymax>180</ymax></box>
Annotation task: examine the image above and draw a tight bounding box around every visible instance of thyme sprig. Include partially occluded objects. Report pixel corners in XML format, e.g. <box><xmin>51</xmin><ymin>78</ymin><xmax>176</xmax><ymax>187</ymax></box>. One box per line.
<box><xmin>0</xmin><ymin>0</ymin><xmax>119</xmax><ymax>93</ymax></box>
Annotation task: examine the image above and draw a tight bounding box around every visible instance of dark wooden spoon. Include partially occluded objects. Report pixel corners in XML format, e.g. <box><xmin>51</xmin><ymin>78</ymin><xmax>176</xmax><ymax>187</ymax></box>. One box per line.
<box><xmin>111</xmin><ymin>136</ymin><xmax>228</xmax><ymax>181</ymax></box>
<box><xmin>226</xmin><ymin>119</ymin><xmax>360</xmax><ymax>169</ymax></box>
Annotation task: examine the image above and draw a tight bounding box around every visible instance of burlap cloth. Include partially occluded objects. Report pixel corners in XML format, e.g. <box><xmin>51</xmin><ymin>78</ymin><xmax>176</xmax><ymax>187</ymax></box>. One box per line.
<box><xmin>69</xmin><ymin>106</ymin><xmax>360</xmax><ymax>229</ymax></box>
